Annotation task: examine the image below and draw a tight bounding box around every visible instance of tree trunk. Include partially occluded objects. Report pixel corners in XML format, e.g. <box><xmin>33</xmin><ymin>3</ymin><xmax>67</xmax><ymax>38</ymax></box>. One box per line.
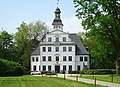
<box><xmin>116</xmin><ymin>52</ymin><xmax>120</xmax><ymax>75</ymax></box>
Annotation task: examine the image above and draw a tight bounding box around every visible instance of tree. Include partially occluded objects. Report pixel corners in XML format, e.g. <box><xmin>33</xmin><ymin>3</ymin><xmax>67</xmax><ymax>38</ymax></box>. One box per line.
<box><xmin>74</xmin><ymin>0</ymin><xmax>120</xmax><ymax>74</ymax></box>
<box><xmin>0</xmin><ymin>30</ymin><xmax>17</xmax><ymax>61</ymax></box>
<box><xmin>14</xmin><ymin>21</ymin><xmax>48</xmax><ymax>70</ymax></box>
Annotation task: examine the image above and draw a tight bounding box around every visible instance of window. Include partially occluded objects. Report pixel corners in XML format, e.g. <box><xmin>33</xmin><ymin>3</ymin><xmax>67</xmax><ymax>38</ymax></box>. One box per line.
<box><xmin>36</xmin><ymin>57</ymin><xmax>38</xmax><ymax>62</ymax></box>
<box><xmin>56</xmin><ymin>37</ymin><xmax>59</xmax><ymax>42</ymax></box>
<box><xmin>33</xmin><ymin>65</ymin><xmax>36</xmax><ymax>71</ymax></box>
<box><xmin>63</xmin><ymin>56</ymin><xmax>66</xmax><ymax>61</ymax></box>
<box><xmin>32</xmin><ymin>57</ymin><xmax>34</xmax><ymax>62</ymax></box>
<box><xmin>63</xmin><ymin>65</ymin><xmax>66</xmax><ymax>71</ymax></box>
<box><xmin>69</xmin><ymin>65</ymin><xmax>72</xmax><ymax>71</ymax></box>
<box><xmin>48</xmin><ymin>56</ymin><xmax>51</xmax><ymax>61</ymax></box>
<box><xmin>80</xmin><ymin>57</ymin><xmax>83</xmax><ymax>61</ymax></box>
<box><xmin>55</xmin><ymin>47</ymin><xmax>59</xmax><ymax>52</ymax></box>
<box><xmin>42</xmin><ymin>47</ymin><xmax>46</xmax><ymax>52</ymax></box>
<box><xmin>77</xmin><ymin>65</ymin><xmax>80</xmax><ymax>71</ymax></box>
<box><xmin>42</xmin><ymin>56</ymin><xmax>46</xmax><ymax>61</ymax></box>
<box><xmin>84</xmin><ymin>57</ymin><xmax>88</xmax><ymax>61</ymax></box>
<box><xmin>63</xmin><ymin>47</ymin><xmax>66</xmax><ymax>52</ymax></box>
<box><xmin>48</xmin><ymin>37</ymin><xmax>52</xmax><ymax>42</ymax></box>
<box><xmin>43</xmin><ymin>66</ymin><xmax>46</xmax><ymax>71</ymax></box>
<box><xmin>48</xmin><ymin>47</ymin><xmax>52</xmax><ymax>52</ymax></box>
<box><xmin>63</xmin><ymin>37</ymin><xmax>66</xmax><ymax>42</ymax></box>
<box><xmin>56</xmin><ymin>56</ymin><xmax>59</xmax><ymax>61</ymax></box>
<box><xmin>68</xmin><ymin>47</ymin><xmax>72</xmax><ymax>51</ymax></box>
<box><xmin>69</xmin><ymin>56</ymin><xmax>72</xmax><ymax>61</ymax></box>
<box><xmin>48</xmin><ymin>65</ymin><xmax>51</xmax><ymax>71</ymax></box>
<box><xmin>39</xmin><ymin>66</ymin><xmax>41</xmax><ymax>71</ymax></box>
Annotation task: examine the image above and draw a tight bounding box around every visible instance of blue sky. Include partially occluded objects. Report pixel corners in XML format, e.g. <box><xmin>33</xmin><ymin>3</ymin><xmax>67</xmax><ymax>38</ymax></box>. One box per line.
<box><xmin>0</xmin><ymin>0</ymin><xmax>84</xmax><ymax>34</ymax></box>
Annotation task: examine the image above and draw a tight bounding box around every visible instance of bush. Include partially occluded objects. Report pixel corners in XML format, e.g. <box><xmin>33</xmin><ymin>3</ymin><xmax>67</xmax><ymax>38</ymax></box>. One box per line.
<box><xmin>80</xmin><ymin>69</ymin><xmax>116</xmax><ymax>75</ymax></box>
<box><xmin>0</xmin><ymin>59</ymin><xmax>24</xmax><ymax>76</ymax></box>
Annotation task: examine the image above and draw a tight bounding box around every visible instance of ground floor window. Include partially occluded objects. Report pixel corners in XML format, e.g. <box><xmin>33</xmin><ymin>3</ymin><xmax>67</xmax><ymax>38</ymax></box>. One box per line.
<box><xmin>39</xmin><ymin>66</ymin><xmax>41</xmax><ymax>71</ymax></box>
<box><xmin>77</xmin><ymin>65</ymin><xmax>80</xmax><ymax>71</ymax></box>
<box><xmin>33</xmin><ymin>65</ymin><xmax>36</xmax><ymax>71</ymax></box>
<box><xmin>63</xmin><ymin>65</ymin><xmax>66</xmax><ymax>71</ymax></box>
<box><xmin>43</xmin><ymin>66</ymin><xmax>46</xmax><ymax>71</ymax></box>
<box><xmin>48</xmin><ymin>65</ymin><xmax>51</xmax><ymax>71</ymax></box>
<box><xmin>69</xmin><ymin>65</ymin><xmax>72</xmax><ymax>71</ymax></box>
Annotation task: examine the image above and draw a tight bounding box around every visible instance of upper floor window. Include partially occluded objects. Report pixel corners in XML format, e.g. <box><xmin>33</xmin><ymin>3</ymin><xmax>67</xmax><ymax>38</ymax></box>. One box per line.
<box><xmin>84</xmin><ymin>57</ymin><xmax>88</xmax><ymax>61</ymax></box>
<box><xmin>63</xmin><ymin>47</ymin><xmax>66</xmax><ymax>52</ymax></box>
<box><xmin>56</xmin><ymin>56</ymin><xmax>59</xmax><ymax>61</ymax></box>
<box><xmin>48</xmin><ymin>47</ymin><xmax>52</xmax><ymax>52</ymax></box>
<box><xmin>42</xmin><ymin>56</ymin><xmax>46</xmax><ymax>61</ymax></box>
<box><xmin>63</xmin><ymin>37</ymin><xmax>66</xmax><ymax>42</ymax></box>
<box><xmin>63</xmin><ymin>56</ymin><xmax>66</xmax><ymax>61</ymax></box>
<box><xmin>42</xmin><ymin>47</ymin><xmax>46</xmax><ymax>52</ymax></box>
<box><xmin>56</xmin><ymin>37</ymin><xmax>59</xmax><ymax>42</ymax></box>
<box><xmin>32</xmin><ymin>57</ymin><xmax>34</xmax><ymax>62</ymax></box>
<box><xmin>55</xmin><ymin>47</ymin><xmax>59</xmax><ymax>52</ymax></box>
<box><xmin>80</xmin><ymin>57</ymin><xmax>83</xmax><ymax>61</ymax></box>
<box><xmin>48</xmin><ymin>37</ymin><xmax>52</xmax><ymax>42</ymax></box>
<box><xmin>36</xmin><ymin>57</ymin><xmax>38</xmax><ymax>62</ymax></box>
<box><xmin>68</xmin><ymin>47</ymin><xmax>72</xmax><ymax>51</ymax></box>
<box><xmin>48</xmin><ymin>56</ymin><xmax>51</xmax><ymax>61</ymax></box>
<box><xmin>69</xmin><ymin>56</ymin><xmax>72</xmax><ymax>61</ymax></box>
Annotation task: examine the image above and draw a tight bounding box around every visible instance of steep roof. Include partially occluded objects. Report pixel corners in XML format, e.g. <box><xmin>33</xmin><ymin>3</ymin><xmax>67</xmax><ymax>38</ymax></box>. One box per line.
<box><xmin>69</xmin><ymin>33</ymin><xmax>89</xmax><ymax>55</ymax></box>
<box><xmin>31</xmin><ymin>43</ymin><xmax>40</xmax><ymax>55</ymax></box>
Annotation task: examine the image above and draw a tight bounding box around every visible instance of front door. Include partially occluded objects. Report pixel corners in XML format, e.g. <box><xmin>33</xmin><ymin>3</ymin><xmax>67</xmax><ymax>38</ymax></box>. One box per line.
<box><xmin>55</xmin><ymin>66</ymin><xmax>60</xmax><ymax>73</ymax></box>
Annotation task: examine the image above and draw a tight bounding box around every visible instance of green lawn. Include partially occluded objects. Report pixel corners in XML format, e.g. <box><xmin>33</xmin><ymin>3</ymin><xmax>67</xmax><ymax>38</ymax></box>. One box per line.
<box><xmin>77</xmin><ymin>74</ymin><xmax>120</xmax><ymax>84</ymax></box>
<box><xmin>0</xmin><ymin>75</ymin><xmax>106</xmax><ymax>87</ymax></box>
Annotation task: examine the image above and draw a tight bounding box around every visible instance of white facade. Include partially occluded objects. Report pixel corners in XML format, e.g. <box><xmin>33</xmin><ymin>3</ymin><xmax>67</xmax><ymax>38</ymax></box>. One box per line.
<box><xmin>30</xmin><ymin>7</ymin><xmax>90</xmax><ymax>73</ymax></box>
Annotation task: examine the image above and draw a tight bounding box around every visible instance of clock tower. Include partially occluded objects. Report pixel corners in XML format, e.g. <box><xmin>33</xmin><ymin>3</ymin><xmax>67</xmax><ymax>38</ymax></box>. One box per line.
<box><xmin>52</xmin><ymin>7</ymin><xmax>63</xmax><ymax>31</ymax></box>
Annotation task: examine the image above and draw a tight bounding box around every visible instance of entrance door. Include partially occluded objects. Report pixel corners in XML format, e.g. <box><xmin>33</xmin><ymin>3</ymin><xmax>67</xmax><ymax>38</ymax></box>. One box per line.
<box><xmin>55</xmin><ymin>66</ymin><xmax>60</xmax><ymax>73</ymax></box>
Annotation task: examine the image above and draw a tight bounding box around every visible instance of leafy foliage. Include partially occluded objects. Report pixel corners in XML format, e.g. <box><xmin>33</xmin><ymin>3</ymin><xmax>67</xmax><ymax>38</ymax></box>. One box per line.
<box><xmin>0</xmin><ymin>59</ymin><xmax>24</xmax><ymax>76</ymax></box>
<box><xmin>74</xmin><ymin>0</ymin><xmax>120</xmax><ymax>74</ymax></box>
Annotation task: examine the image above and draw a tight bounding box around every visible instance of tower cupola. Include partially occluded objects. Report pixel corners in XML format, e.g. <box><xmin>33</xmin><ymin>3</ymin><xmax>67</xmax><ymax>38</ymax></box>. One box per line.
<box><xmin>52</xmin><ymin>7</ymin><xmax>63</xmax><ymax>31</ymax></box>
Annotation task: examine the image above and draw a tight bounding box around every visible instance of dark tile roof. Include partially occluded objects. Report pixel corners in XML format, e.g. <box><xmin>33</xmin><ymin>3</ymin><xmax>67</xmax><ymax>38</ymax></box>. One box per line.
<box><xmin>69</xmin><ymin>33</ymin><xmax>89</xmax><ymax>55</ymax></box>
<box><xmin>31</xmin><ymin>33</ymin><xmax>89</xmax><ymax>55</ymax></box>
<box><xmin>31</xmin><ymin>43</ymin><xmax>40</xmax><ymax>55</ymax></box>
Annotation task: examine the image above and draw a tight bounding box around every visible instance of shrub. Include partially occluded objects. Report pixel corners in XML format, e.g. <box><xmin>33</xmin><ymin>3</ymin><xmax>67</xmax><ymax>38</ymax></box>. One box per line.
<box><xmin>80</xmin><ymin>69</ymin><xmax>116</xmax><ymax>75</ymax></box>
<box><xmin>0</xmin><ymin>59</ymin><xmax>24</xmax><ymax>76</ymax></box>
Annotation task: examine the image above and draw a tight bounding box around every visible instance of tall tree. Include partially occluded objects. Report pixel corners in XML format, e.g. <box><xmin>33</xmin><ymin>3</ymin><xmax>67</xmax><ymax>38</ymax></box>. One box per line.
<box><xmin>15</xmin><ymin>21</ymin><xmax>48</xmax><ymax>70</ymax></box>
<box><xmin>0</xmin><ymin>30</ymin><xmax>17</xmax><ymax>61</ymax></box>
<box><xmin>74</xmin><ymin>0</ymin><xmax>120</xmax><ymax>74</ymax></box>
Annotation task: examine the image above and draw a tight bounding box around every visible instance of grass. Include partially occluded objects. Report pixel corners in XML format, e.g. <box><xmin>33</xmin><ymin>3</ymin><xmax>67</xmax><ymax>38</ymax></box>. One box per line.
<box><xmin>0</xmin><ymin>75</ymin><xmax>106</xmax><ymax>87</ymax></box>
<box><xmin>77</xmin><ymin>74</ymin><xmax>120</xmax><ymax>84</ymax></box>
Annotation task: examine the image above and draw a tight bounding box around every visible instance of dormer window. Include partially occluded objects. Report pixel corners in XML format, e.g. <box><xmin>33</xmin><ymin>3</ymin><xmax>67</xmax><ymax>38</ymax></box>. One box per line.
<box><xmin>48</xmin><ymin>37</ymin><xmax>52</xmax><ymax>42</ymax></box>
<box><xmin>56</xmin><ymin>37</ymin><xmax>59</xmax><ymax>42</ymax></box>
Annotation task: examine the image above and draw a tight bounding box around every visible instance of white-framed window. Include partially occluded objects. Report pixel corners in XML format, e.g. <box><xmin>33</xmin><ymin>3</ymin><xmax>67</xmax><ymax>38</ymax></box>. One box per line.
<box><xmin>68</xmin><ymin>47</ymin><xmax>72</xmax><ymax>51</ymax></box>
<box><xmin>36</xmin><ymin>57</ymin><xmax>38</xmax><ymax>62</ymax></box>
<box><xmin>69</xmin><ymin>65</ymin><xmax>72</xmax><ymax>71</ymax></box>
<box><xmin>69</xmin><ymin>56</ymin><xmax>72</xmax><ymax>61</ymax></box>
<box><xmin>43</xmin><ymin>66</ymin><xmax>46</xmax><ymax>71</ymax></box>
<box><xmin>48</xmin><ymin>65</ymin><xmax>51</xmax><ymax>71</ymax></box>
<box><xmin>56</xmin><ymin>56</ymin><xmax>59</xmax><ymax>61</ymax></box>
<box><xmin>32</xmin><ymin>57</ymin><xmax>34</xmax><ymax>62</ymax></box>
<box><xmin>84</xmin><ymin>57</ymin><xmax>88</xmax><ymax>61</ymax></box>
<box><xmin>56</xmin><ymin>37</ymin><xmax>59</xmax><ymax>42</ymax></box>
<box><xmin>63</xmin><ymin>65</ymin><xmax>66</xmax><ymax>71</ymax></box>
<box><xmin>63</xmin><ymin>37</ymin><xmax>66</xmax><ymax>42</ymax></box>
<box><xmin>48</xmin><ymin>37</ymin><xmax>52</xmax><ymax>42</ymax></box>
<box><xmin>63</xmin><ymin>47</ymin><xmax>66</xmax><ymax>52</ymax></box>
<box><xmin>55</xmin><ymin>47</ymin><xmax>59</xmax><ymax>52</ymax></box>
<box><xmin>63</xmin><ymin>56</ymin><xmax>66</xmax><ymax>61</ymax></box>
<box><xmin>42</xmin><ymin>47</ymin><xmax>46</xmax><ymax>52</ymax></box>
<box><xmin>42</xmin><ymin>56</ymin><xmax>46</xmax><ymax>61</ymax></box>
<box><xmin>48</xmin><ymin>47</ymin><xmax>52</xmax><ymax>52</ymax></box>
<box><xmin>48</xmin><ymin>56</ymin><xmax>51</xmax><ymax>61</ymax></box>
<box><xmin>80</xmin><ymin>57</ymin><xmax>83</xmax><ymax>61</ymax></box>
<box><xmin>33</xmin><ymin>65</ymin><xmax>36</xmax><ymax>71</ymax></box>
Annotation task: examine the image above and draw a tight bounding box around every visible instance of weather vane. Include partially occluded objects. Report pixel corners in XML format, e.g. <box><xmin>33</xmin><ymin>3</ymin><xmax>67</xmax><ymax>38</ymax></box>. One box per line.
<box><xmin>57</xmin><ymin>0</ymin><xmax>59</xmax><ymax>5</ymax></box>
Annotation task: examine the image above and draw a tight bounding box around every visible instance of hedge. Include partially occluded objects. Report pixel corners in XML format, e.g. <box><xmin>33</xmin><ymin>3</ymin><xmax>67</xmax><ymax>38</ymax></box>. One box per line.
<box><xmin>0</xmin><ymin>59</ymin><xmax>24</xmax><ymax>76</ymax></box>
<box><xmin>80</xmin><ymin>69</ymin><xmax>116</xmax><ymax>75</ymax></box>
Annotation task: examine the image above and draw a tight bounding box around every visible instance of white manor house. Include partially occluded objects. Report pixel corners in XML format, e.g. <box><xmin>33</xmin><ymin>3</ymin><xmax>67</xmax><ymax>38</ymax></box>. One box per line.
<box><xmin>30</xmin><ymin>7</ymin><xmax>90</xmax><ymax>73</ymax></box>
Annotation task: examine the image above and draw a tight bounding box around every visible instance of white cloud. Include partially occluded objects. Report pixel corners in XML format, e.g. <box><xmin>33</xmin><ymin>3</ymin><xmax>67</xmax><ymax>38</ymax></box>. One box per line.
<box><xmin>46</xmin><ymin>16</ymin><xmax>85</xmax><ymax>33</ymax></box>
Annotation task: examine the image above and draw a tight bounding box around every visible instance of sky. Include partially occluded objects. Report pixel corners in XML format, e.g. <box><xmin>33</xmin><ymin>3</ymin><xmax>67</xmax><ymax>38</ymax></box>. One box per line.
<box><xmin>0</xmin><ymin>0</ymin><xmax>84</xmax><ymax>34</ymax></box>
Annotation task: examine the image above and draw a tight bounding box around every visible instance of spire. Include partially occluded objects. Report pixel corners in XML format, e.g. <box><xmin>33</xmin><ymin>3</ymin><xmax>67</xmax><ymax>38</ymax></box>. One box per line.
<box><xmin>52</xmin><ymin>0</ymin><xmax>63</xmax><ymax>31</ymax></box>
